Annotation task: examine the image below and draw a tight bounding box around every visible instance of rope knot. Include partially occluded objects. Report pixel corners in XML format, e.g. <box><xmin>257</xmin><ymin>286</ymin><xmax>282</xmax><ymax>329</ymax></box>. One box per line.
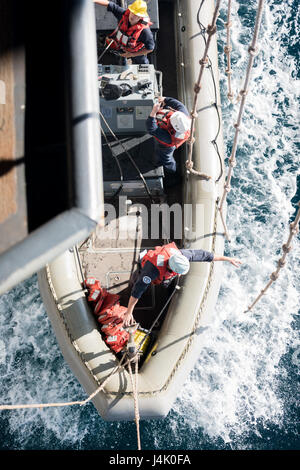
<box><xmin>248</xmin><ymin>45</ymin><xmax>258</xmax><ymax>56</ymax></box>
<box><xmin>239</xmin><ymin>89</ymin><xmax>248</xmax><ymax>97</ymax></box>
<box><xmin>282</xmin><ymin>243</ymin><xmax>292</xmax><ymax>253</ymax></box>
<box><xmin>225</xmin><ymin>69</ymin><xmax>233</xmax><ymax>76</ymax></box>
<box><xmin>194</xmin><ymin>83</ymin><xmax>201</xmax><ymax>94</ymax></box>
<box><xmin>185</xmin><ymin>160</ymin><xmax>194</xmax><ymax>170</ymax></box>
<box><xmin>207</xmin><ymin>24</ymin><xmax>217</xmax><ymax>36</ymax></box>
<box><xmin>277</xmin><ymin>259</ymin><xmax>286</xmax><ymax>268</ymax></box>
<box><xmin>199</xmin><ymin>57</ymin><xmax>208</xmax><ymax>66</ymax></box>
<box><xmin>229</xmin><ymin>157</ymin><xmax>236</xmax><ymax>168</ymax></box>
<box><xmin>290</xmin><ymin>222</ymin><xmax>299</xmax><ymax>234</ymax></box>
<box><xmin>224</xmin><ymin>45</ymin><xmax>232</xmax><ymax>54</ymax></box>
<box><xmin>270</xmin><ymin>272</ymin><xmax>279</xmax><ymax>281</ymax></box>
<box><xmin>225</xmin><ymin>21</ymin><xmax>232</xmax><ymax>28</ymax></box>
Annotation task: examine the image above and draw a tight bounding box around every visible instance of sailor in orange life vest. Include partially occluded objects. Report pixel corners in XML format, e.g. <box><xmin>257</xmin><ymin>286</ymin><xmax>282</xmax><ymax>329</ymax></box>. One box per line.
<box><xmin>123</xmin><ymin>243</ymin><xmax>242</xmax><ymax>326</ymax></box>
<box><xmin>93</xmin><ymin>0</ymin><xmax>154</xmax><ymax>64</ymax></box>
<box><xmin>146</xmin><ymin>96</ymin><xmax>191</xmax><ymax>176</ymax></box>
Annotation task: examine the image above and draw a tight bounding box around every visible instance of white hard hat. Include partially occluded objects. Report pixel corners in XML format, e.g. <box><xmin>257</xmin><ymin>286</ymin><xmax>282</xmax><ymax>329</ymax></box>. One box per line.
<box><xmin>169</xmin><ymin>111</ymin><xmax>191</xmax><ymax>138</ymax></box>
<box><xmin>168</xmin><ymin>253</ymin><xmax>190</xmax><ymax>275</ymax></box>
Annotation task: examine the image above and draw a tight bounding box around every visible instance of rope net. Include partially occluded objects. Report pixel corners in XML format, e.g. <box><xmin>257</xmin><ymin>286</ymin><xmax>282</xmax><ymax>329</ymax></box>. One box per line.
<box><xmin>245</xmin><ymin>201</ymin><xmax>300</xmax><ymax>313</ymax></box>
<box><xmin>185</xmin><ymin>0</ymin><xmax>221</xmax><ymax>179</ymax></box>
<box><xmin>218</xmin><ymin>0</ymin><xmax>265</xmax><ymax>241</ymax></box>
<box><xmin>224</xmin><ymin>0</ymin><xmax>234</xmax><ymax>101</ymax></box>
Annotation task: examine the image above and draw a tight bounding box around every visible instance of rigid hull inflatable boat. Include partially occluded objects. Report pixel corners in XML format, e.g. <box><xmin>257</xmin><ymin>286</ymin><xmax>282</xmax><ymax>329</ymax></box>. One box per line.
<box><xmin>38</xmin><ymin>0</ymin><xmax>226</xmax><ymax>421</ymax></box>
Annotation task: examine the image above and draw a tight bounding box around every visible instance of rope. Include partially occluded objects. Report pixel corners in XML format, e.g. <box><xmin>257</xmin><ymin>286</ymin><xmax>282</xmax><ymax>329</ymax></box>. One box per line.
<box><xmin>224</xmin><ymin>0</ymin><xmax>234</xmax><ymax>102</ymax></box>
<box><xmin>95</xmin><ymin>199</ymin><xmax>220</xmax><ymax>399</ymax></box>
<box><xmin>101</xmin><ymin>126</ymin><xmax>124</xmax><ymax>198</ymax></box>
<box><xmin>73</xmin><ymin>244</ymin><xmax>87</xmax><ymax>289</ymax></box>
<box><xmin>98</xmin><ymin>38</ymin><xmax>114</xmax><ymax>62</ymax></box>
<box><xmin>245</xmin><ymin>201</ymin><xmax>300</xmax><ymax>313</ymax></box>
<box><xmin>128</xmin><ymin>358</ymin><xmax>141</xmax><ymax>451</ymax></box>
<box><xmin>218</xmin><ymin>0</ymin><xmax>265</xmax><ymax>241</ymax></box>
<box><xmin>193</xmin><ymin>3</ymin><xmax>224</xmax><ymax>182</ymax></box>
<box><xmin>135</xmin><ymin>280</ymin><xmax>180</xmax><ymax>356</ymax></box>
<box><xmin>99</xmin><ymin>110</ymin><xmax>155</xmax><ymax>204</ymax></box>
<box><xmin>99</xmin><ymin>111</ymin><xmax>171</xmax><ymax>244</ymax></box>
<box><xmin>0</xmin><ymin>353</ymin><xmax>128</xmax><ymax>411</ymax></box>
<box><xmin>185</xmin><ymin>0</ymin><xmax>221</xmax><ymax>179</ymax></box>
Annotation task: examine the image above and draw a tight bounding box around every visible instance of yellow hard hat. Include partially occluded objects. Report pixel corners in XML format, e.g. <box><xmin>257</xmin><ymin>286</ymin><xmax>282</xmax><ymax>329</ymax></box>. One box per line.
<box><xmin>128</xmin><ymin>0</ymin><xmax>148</xmax><ymax>17</ymax></box>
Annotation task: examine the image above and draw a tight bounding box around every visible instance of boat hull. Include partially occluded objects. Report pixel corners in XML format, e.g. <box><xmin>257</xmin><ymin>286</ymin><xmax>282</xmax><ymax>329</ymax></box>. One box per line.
<box><xmin>38</xmin><ymin>0</ymin><xmax>227</xmax><ymax>421</ymax></box>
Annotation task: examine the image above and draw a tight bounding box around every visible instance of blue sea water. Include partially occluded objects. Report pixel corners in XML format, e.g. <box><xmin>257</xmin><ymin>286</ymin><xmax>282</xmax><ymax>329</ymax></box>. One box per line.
<box><xmin>0</xmin><ymin>0</ymin><xmax>299</xmax><ymax>451</ymax></box>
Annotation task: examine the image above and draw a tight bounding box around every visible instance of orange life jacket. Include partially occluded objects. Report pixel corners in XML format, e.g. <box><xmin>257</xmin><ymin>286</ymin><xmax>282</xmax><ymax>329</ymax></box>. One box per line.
<box><xmin>108</xmin><ymin>9</ymin><xmax>152</xmax><ymax>53</ymax></box>
<box><xmin>154</xmin><ymin>108</ymin><xmax>191</xmax><ymax>148</ymax></box>
<box><xmin>140</xmin><ymin>242</ymin><xmax>180</xmax><ymax>285</ymax></box>
<box><xmin>85</xmin><ymin>279</ymin><xmax>129</xmax><ymax>354</ymax></box>
<box><xmin>105</xmin><ymin>329</ymin><xmax>129</xmax><ymax>354</ymax></box>
<box><xmin>100</xmin><ymin>304</ymin><xmax>129</xmax><ymax>353</ymax></box>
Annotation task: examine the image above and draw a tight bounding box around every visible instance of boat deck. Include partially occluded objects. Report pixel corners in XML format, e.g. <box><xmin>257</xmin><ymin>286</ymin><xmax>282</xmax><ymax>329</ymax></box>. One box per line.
<box><xmin>78</xmin><ymin>186</ymin><xmax>180</xmax><ymax>331</ymax></box>
<box><xmin>79</xmin><ymin>130</ymin><xmax>184</xmax><ymax>331</ymax></box>
<box><xmin>79</xmin><ymin>0</ymin><xmax>182</xmax><ymax>331</ymax></box>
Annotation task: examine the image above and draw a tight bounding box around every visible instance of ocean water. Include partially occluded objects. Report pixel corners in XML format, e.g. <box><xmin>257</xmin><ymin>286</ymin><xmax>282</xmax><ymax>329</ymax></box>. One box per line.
<box><xmin>0</xmin><ymin>0</ymin><xmax>299</xmax><ymax>451</ymax></box>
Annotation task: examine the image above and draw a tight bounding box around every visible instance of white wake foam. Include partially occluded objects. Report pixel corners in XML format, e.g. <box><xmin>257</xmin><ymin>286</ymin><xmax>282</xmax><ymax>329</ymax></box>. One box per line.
<box><xmin>0</xmin><ymin>0</ymin><xmax>299</xmax><ymax>450</ymax></box>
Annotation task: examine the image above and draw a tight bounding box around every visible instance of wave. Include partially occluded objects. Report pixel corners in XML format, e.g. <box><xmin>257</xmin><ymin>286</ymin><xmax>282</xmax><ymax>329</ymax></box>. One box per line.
<box><xmin>0</xmin><ymin>0</ymin><xmax>299</xmax><ymax>450</ymax></box>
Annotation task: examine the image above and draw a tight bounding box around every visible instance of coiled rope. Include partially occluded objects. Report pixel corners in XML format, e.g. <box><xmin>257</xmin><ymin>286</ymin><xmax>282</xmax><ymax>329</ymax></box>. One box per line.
<box><xmin>245</xmin><ymin>201</ymin><xmax>300</xmax><ymax>313</ymax></box>
<box><xmin>218</xmin><ymin>0</ymin><xmax>265</xmax><ymax>241</ymax></box>
<box><xmin>185</xmin><ymin>0</ymin><xmax>221</xmax><ymax>179</ymax></box>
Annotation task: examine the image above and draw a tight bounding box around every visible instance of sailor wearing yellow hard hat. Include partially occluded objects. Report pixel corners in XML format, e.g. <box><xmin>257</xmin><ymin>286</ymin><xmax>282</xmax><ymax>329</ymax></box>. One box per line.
<box><xmin>94</xmin><ymin>0</ymin><xmax>155</xmax><ymax>64</ymax></box>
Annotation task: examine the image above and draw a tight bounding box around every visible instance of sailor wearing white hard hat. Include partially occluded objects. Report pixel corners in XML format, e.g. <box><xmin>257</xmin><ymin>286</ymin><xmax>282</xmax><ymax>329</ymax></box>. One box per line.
<box><xmin>124</xmin><ymin>243</ymin><xmax>242</xmax><ymax>326</ymax></box>
<box><xmin>146</xmin><ymin>96</ymin><xmax>192</xmax><ymax>183</ymax></box>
